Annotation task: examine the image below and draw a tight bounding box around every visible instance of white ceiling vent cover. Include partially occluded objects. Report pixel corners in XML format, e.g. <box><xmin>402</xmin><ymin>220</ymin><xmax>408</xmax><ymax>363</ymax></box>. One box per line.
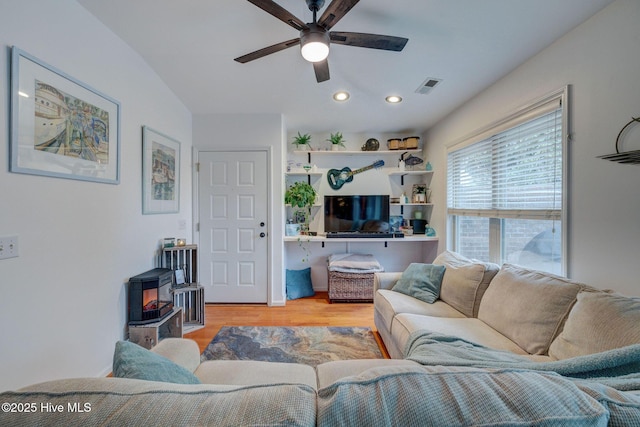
<box><xmin>415</xmin><ymin>77</ymin><xmax>442</xmax><ymax>95</ymax></box>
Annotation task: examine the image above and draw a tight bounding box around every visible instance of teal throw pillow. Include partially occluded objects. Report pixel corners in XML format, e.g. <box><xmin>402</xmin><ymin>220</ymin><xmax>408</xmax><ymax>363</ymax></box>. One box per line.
<box><xmin>113</xmin><ymin>341</ymin><xmax>201</xmax><ymax>384</ymax></box>
<box><xmin>392</xmin><ymin>263</ymin><xmax>446</xmax><ymax>303</ymax></box>
<box><xmin>286</xmin><ymin>268</ymin><xmax>315</xmax><ymax>300</ymax></box>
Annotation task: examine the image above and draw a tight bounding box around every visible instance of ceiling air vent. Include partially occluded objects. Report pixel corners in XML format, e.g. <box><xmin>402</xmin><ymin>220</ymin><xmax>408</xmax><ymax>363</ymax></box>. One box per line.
<box><xmin>415</xmin><ymin>77</ymin><xmax>442</xmax><ymax>95</ymax></box>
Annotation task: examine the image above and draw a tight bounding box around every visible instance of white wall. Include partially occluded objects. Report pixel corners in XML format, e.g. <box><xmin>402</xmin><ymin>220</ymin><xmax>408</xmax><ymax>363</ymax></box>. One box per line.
<box><xmin>192</xmin><ymin>114</ymin><xmax>286</xmax><ymax>305</ymax></box>
<box><xmin>425</xmin><ymin>0</ymin><xmax>640</xmax><ymax>296</ymax></box>
<box><xmin>0</xmin><ymin>0</ymin><xmax>192</xmax><ymax>391</ymax></box>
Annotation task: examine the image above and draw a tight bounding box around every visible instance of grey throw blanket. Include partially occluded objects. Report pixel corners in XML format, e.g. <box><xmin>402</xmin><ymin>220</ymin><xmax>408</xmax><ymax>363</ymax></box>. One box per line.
<box><xmin>405</xmin><ymin>331</ymin><xmax>640</xmax><ymax>391</ymax></box>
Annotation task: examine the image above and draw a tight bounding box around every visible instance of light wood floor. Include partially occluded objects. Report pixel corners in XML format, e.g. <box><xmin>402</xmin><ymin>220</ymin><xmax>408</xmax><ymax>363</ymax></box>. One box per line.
<box><xmin>184</xmin><ymin>292</ymin><xmax>390</xmax><ymax>358</ymax></box>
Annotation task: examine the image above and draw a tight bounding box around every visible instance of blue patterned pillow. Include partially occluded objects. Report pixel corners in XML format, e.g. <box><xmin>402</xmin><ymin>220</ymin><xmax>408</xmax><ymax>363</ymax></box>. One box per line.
<box><xmin>113</xmin><ymin>341</ymin><xmax>201</xmax><ymax>384</ymax></box>
<box><xmin>286</xmin><ymin>268</ymin><xmax>315</xmax><ymax>300</ymax></box>
<box><xmin>392</xmin><ymin>263</ymin><xmax>446</xmax><ymax>303</ymax></box>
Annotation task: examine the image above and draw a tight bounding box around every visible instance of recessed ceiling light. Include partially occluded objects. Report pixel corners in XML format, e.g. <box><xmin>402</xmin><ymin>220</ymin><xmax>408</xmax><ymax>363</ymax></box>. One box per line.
<box><xmin>385</xmin><ymin>95</ymin><xmax>402</xmax><ymax>104</ymax></box>
<box><xmin>333</xmin><ymin>91</ymin><xmax>350</xmax><ymax>102</ymax></box>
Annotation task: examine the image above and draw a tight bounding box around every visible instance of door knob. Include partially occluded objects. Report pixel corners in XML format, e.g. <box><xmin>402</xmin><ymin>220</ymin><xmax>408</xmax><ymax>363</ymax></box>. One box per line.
<box><xmin>260</xmin><ymin>222</ymin><xmax>265</xmax><ymax>227</ymax></box>
<box><xmin>260</xmin><ymin>232</ymin><xmax>266</xmax><ymax>238</ymax></box>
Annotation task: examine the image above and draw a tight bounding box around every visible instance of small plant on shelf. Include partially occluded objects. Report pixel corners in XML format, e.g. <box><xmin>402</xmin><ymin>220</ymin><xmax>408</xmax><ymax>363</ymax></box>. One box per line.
<box><xmin>285</xmin><ymin>181</ymin><xmax>317</xmax><ymax>262</ymax></box>
<box><xmin>292</xmin><ymin>132</ymin><xmax>312</xmax><ymax>150</ymax></box>
<box><xmin>327</xmin><ymin>132</ymin><xmax>346</xmax><ymax>150</ymax></box>
<box><xmin>412</xmin><ymin>184</ymin><xmax>428</xmax><ymax>203</ymax></box>
<box><xmin>284</xmin><ymin>181</ymin><xmax>317</xmax><ymax>234</ymax></box>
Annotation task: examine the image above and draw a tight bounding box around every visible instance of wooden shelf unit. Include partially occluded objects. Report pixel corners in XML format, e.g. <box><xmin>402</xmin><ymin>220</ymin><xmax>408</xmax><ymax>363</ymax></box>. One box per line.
<box><xmin>172</xmin><ymin>285</ymin><xmax>205</xmax><ymax>333</ymax></box>
<box><xmin>161</xmin><ymin>245</ymin><xmax>205</xmax><ymax>332</ymax></box>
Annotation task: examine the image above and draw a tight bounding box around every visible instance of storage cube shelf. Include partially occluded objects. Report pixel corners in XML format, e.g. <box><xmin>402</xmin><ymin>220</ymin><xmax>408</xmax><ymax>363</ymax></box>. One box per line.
<box><xmin>172</xmin><ymin>285</ymin><xmax>205</xmax><ymax>333</ymax></box>
<box><xmin>161</xmin><ymin>245</ymin><xmax>205</xmax><ymax>332</ymax></box>
<box><xmin>163</xmin><ymin>244</ymin><xmax>198</xmax><ymax>284</ymax></box>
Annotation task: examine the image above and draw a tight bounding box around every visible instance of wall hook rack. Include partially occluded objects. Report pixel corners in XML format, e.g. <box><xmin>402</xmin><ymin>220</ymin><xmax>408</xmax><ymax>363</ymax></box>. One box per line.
<box><xmin>598</xmin><ymin>117</ymin><xmax>640</xmax><ymax>164</ymax></box>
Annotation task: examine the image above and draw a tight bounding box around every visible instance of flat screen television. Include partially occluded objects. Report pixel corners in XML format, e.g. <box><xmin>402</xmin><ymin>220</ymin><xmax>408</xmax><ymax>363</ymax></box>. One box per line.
<box><xmin>324</xmin><ymin>195</ymin><xmax>390</xmax><ymax>233</ymax></box>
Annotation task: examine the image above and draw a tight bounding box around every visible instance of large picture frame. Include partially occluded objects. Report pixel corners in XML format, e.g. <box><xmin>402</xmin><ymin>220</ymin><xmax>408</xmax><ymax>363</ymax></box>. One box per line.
<box><xmin>10</xmin><ymin>47</ymin><xmax>120</xmax><ymax>184</ymax></box>
<box><xmin>142</xmin><ymin>126</ymin><xmax>180</xmax><ymax>214</ymax></box>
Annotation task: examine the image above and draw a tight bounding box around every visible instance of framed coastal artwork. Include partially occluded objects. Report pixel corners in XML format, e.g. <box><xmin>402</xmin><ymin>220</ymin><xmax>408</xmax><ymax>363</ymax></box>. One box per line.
<box><xmin>142</xmin><ymin>126</ymin><xmax>180</xmax><ymax>214</ymax></box>
<box><xmin>10</xmin><ymin>47</ymin><xmax>121</xmax><ymax>184</ymax></box>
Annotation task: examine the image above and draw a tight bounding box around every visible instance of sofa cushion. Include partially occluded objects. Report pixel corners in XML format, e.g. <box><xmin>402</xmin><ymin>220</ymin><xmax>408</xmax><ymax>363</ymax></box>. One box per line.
<box><xmin>576</xmin><ymin>382</ymin><xmax>640</xmax><ymax>426</ymax></box>
<box><xmin>549</xmin><ymin>290</ymin><xmax>640</xmax><ymax>359</ymax></box>
<box><xmin>391</xmin><ymin>313</ymin><xmax>552</xmax><ymax>360</ymax></box>
<box><xmin>6</xmin><ymin>377</ymin><xmax>317</xmax><ymax>427</ymax></box>
<box><xmin>151</xmin><ymin>338</ymin><xmax>201</xmax><ymax>373</ymax></box>
<box><xmin>113</xmin><ymin>341</ymin><xmax>201</xmax><ymax>384</ymax></box>
<box><xmin>317</xmin><ymin>365</ymin><xmax>608</xmax><ymax>426</ymax></box>
<box><xmin>286</xmin><ymin>267</ymin><xmax>315</xmax><ymax>300</ymax></box>
<box><xmin>478</xmin><ymin>264</ymin><xmax>583</xmax><ymax>355</ymax></box>
<box><xmin>433</xmin><ymin>250</ymin><xmax>499</xmax><ymax>317</ymax></box>
<box><xmin>391</xmin><ymin>263</ymin><xmax>446</xmax><ymax>303</ymax></box>
<box><xmin>374</xmin><ymin>289</ymin><xmax>466</xmax><ymax>337</ymax></box>
<box><xmin>316</xmin><ymin>359</ymin><xmax>420</xmax><ymax>389</ymax></box>
<box><xmin>195</xmin><ymin>360</ymin><xmax>317</xmax><ymax>389</ymax></box>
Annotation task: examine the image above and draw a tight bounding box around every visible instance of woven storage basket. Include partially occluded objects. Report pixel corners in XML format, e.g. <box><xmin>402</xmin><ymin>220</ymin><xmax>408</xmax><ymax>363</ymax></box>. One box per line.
<box><xmin>328</xmin><ymin>270</ymin><xmax>375</xmax><ymax>302</ymax></box>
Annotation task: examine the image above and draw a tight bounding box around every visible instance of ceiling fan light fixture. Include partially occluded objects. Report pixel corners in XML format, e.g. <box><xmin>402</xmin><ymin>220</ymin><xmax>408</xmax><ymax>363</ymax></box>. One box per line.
<box><xmin>301</xmin><ymin>41</ymin><xmax>329</xmax><ymax>62</ymax></box>
<box><xmin>300</xmin><ymin>24</ymin><xmax>330</xmax><ymax>63</ymax></box>
<box><xmin>385</xmin><ymin>95</ymin><xmax>403</xmax><ymax>104</ymax></box>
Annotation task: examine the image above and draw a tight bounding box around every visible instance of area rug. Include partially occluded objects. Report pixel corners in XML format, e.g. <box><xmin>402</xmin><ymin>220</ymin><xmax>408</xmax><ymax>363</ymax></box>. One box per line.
<box><xmin>201</xmin><ymin>326</ymin><xmax>384</xmax><ymax>367</ymax></box>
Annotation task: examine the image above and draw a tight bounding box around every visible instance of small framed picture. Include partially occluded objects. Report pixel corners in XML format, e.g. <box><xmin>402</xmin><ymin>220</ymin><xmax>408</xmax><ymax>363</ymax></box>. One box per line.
<box><xmin>174</xmin><ymin>269</ymin><xmax>186</xmax><ymax>286</ymax></box>
<box><xmin>142</xmin><ymin>126</ymin><xmax>180</xmax><ymax>214</ymax></box>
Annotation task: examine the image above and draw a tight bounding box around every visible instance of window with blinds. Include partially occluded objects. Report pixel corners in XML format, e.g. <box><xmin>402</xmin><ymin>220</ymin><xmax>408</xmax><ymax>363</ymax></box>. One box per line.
<box><xmin>446</xmin><ymin>88</ymin><xmax>568</xmax><ymax>275</ymax></box>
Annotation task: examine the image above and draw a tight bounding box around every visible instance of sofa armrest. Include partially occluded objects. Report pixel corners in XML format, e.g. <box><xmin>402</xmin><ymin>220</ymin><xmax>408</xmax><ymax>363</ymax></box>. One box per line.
<box><xmin>374</xmin><ymin>272</ymin><xmax>402</xmax><ymax>291</ymax></box>
<box><xmin>151</xmin><ymin>338</ymin><xmax>201</xmax><ymax>373</ymax></box>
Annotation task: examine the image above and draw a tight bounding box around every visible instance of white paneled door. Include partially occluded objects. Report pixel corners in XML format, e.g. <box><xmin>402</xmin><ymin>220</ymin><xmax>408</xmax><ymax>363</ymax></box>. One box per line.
<box><xmin>198</xmin><ymin>151</ymin><xmax>268</xmax><ymax>303</ymax></box>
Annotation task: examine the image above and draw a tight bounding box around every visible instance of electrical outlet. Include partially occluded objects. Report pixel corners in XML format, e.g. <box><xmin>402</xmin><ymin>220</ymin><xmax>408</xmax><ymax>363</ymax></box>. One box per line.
<box><xmin>0</xmin><ymin>235</ymin><xmax>19</xmax><ymax>260</ymax></box>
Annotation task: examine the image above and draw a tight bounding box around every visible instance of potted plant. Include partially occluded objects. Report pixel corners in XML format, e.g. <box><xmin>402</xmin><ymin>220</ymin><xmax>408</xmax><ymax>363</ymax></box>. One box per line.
<box><xmin>327</xmin><ymin>132</ymin><xmax>346</xmax><ymax>151</ymax></box>
<box><xmin>285</xmin><ymin>181</ymin><xmax>317</xmax><ymax>262</ymax></box>
<box><xmin>284</xmin><ymin>181</ymin><xmax>317</xmax><ymax>234</ymax></box>
<box><xmin>412</xmin><ymin>184</ymin><xmax>428</xmax><ymax>203</ymax></box>
<box><xmin>292</xmin><ymin>132</ymin><xmax>312</xmax><ymax>150</ymax></box>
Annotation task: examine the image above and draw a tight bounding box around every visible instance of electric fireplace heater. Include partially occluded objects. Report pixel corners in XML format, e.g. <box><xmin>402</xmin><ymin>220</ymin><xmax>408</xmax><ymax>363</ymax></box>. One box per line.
<box><xmin>128</xmin><ymin>268</ymin><xmax>173</xmax><ymax>325</ymax></box>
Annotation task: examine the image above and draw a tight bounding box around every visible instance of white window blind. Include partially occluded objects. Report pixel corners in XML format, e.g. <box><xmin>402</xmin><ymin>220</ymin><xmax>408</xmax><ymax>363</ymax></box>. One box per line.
<box><xmin>447</xmin><ymin>102</ymin><xmax>562</xmax><ymax>220</ymax></box>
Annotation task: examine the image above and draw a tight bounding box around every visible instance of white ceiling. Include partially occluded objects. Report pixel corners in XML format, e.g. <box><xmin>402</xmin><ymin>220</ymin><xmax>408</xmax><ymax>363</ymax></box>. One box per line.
<box><xmin>78</xmin><ymin>0</ymin><xmax>612</xmax><ymax>134</ymax></box>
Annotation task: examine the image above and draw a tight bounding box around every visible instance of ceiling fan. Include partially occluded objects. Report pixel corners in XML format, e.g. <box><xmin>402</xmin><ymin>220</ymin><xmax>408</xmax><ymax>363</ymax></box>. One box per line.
<box><xmin>234</xmin><ymin>0</ymin><xmax>409</xmax><ymax>83</ymax></box>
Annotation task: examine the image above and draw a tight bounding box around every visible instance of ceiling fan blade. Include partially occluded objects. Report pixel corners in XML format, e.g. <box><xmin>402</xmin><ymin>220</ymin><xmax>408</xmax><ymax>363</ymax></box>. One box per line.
<box><xmin>234</xmin><ymin>38</ymin><xmax>301</xmax><ymax>63</ymax></box>
<box><xmin>318</xmin><ymin>0</ymin><xmax>360</xmax><ymax>30</ymax></box>
<box><xmin>330</xmin><ymin>32</ymin><xmax>408</xmax><ymax>51</ymax></box>
<box><xmin>246</xmin><ymin>0</ymin><xmax>308</xmax><ymax>31</ymax></box>
<box><xmin>313</xmin><ymin>60</ymin><xmax>330</xmax><ymax>83</ymax></box>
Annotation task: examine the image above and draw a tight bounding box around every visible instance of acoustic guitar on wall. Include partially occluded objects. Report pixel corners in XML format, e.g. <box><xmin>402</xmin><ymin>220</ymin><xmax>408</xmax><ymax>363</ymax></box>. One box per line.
<box><xmin>327</xmin><ymin>160</ymin><xmax>385</xmax><ymax>190</ymax></box>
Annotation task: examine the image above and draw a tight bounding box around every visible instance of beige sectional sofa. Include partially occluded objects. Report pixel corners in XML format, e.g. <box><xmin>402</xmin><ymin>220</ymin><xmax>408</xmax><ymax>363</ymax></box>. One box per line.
<box><xmin>0</xmin><ymin>338</ymin><xmax>411</xmax><ymax>426</ymax></box>
<box><xmin>375</xmin><ymin>251</ymin><xmax>640</xmax><ymax>364</ymax></box>
<box><xmin>5</xmin><ymin>336</ymin><xmax>640</xmax><ymax>426</ymax></box>
<box><xmin>3</xmin><ymin>251</ymin><xmax>640</xmax><ymax>425</ymax></box>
